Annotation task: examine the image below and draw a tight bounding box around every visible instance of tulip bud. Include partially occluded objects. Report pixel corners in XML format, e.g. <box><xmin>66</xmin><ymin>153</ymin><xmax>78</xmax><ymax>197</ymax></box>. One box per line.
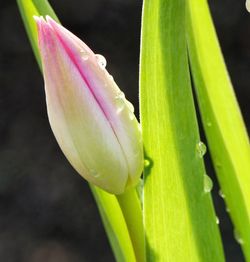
<box><xmin>34</xmin><ymin>16</ymin><xmax>143</xmax><ymax>194</ymax></box>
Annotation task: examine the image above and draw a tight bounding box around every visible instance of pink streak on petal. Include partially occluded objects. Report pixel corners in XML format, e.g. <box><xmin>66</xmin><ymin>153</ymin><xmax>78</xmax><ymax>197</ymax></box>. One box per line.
<box><xmin>45</xmin><ymin>16</ymin><xmax>112</xmax><ymax>125</ymax></box>
<box><xmin>35</xmin><ymin>17</ymin><xmax>58</xmax><ymax>61</ymax></box>
<box><xmin>46</xmin><ymin>16</ymin><xmax>93</xmax><ymax>55</ymax></box>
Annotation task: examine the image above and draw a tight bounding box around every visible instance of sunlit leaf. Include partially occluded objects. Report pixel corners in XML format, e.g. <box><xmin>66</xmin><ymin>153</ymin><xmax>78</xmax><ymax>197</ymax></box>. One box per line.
<box><xmin>186</xmin><ymin>1</ymin><xmax>250</xmax><ymax>260</ymax></box>
<box><xmin>140</xmin><ymin>0</ymin><xmax>225</xmax><ymax>260</ymax></box>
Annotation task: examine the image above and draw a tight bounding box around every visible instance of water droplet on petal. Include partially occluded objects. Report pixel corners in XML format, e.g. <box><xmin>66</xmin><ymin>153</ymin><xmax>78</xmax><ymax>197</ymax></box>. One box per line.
<box><xmin>95</xmin><ymin>54</ymin><xmax>107</xmax><ymax>69</ymax></box>
<box><xmin>219</xmin><ymin>189</ymin><xmax>225</xmax><ymax>198</ymax></box>
<box><xmin>204</xmin><ymin>174</ymin><xmax>213</xmax><ymax>193</ymax></box>
<box><xmin>115</xmin><ymin>92</ymin><xmax>125</xmax><ymax>113</ymax></box>
<box><xmin>126</xmin><ymin>100</ymin><xmax>135</xmax><ymax>113</ymax></box>
<box><xmin>196</xmin><ymin>141</ymin><xmax>207</xmax><ymax>158</ymax></box>
<box><xmin>215</xmin><ymin>216</ymin><xmax>220</xmax><ymax>224</ymax></box>
<box><xmin>234</xmin><ymin>229</ymin><xmax>244</xmax><ymax>245</ymax></box>
<box><xmin>128</xmin><ymin>111</ymin><xmax>135</xmax><ymax>120</ymax></box>
<box><xmin>116</xmin><ymin>91</ymin><xmax>125</xmax><ymax>99</ymax></box>
<box><xmin>90</xmin><ymin>169</ymin><xmax>100</xmax><ymax>178</ymax></box>
<box><xmin>80</xmin><ymin>50</ymin><xmax>88</xmax><ymax>60</ymax></box>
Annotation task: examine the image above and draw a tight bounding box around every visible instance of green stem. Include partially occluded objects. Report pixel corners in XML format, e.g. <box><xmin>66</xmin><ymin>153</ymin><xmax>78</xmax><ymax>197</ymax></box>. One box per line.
<box><xmin>91</xmin><ymin>185</ymin><xmax>137</xmax><ymax>262</ymax></box>
<box><xmin>116</xmin><ymin>188</ymin><xmax>145</xmax><ymax>262</ymax></box>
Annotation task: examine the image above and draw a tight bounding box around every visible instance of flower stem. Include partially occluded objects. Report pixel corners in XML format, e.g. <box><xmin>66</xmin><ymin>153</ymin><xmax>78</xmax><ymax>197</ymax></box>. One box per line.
<box><xmin>90</xmin><ymin>185</ymin><xmax>136</xmax><ymax>262</ymax></box>
<box><xmin>116</xmin><ymin>188</ymin><xmax>145</xmax><ymax>262</ymax></box>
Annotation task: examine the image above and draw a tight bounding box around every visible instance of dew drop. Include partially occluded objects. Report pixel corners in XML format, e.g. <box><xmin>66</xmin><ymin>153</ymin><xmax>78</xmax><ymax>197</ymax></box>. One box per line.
<box><xmin>215</xmin><ymin>162</ymin><xmax>222</xmax><ymax>169</ymax></box>
<box><xmin>90</xmin><ymin>169</ymin><xmax>100</xmax><ymax>178</ymax></box>
<box><xmin>95</xmin><ymin>54</ymin><xmax>107</xmax><ymax>69</ymax></box>
<box><xmin>204</xmin><ymin>174</ymin><xmax>213</xmax><ymax>193</ymax></box>
<box><xmin>215</xmin><ymin>216</ymin><xmax>220</xmax><ymax>225</ymax></box>
<box><xmin>128</xmin><ymin>111</ymin><xmax>135</xmax><ymax>120</ymax></box>
<box><xmin>219</xmin><ymin>189</ymin><xmax>225</xmax><ymax>199</ymax></box>
<box><xmin>234</xmin><ymin>229</ymin><xmax>244</xmax><ymax>245</ymax></box>
<box><xmin>226</xmin><ymin>206</ymin><xmax>230</xmax><ymax>213</ymax></box>
<box><xmin>115</xmin><ymin>92</ymin><xmax>125</xmax><ymax>113</ymax></box>
<box><xmin>207</xmin><ymin>122</ymin><xmax>212</xmax><ymax>127</ymax></box>
<box><xmin>144</xmin><ymin>159</ymin><xmax>150</xmax><ymax>167</ymax></box>
<box><xmin>126</xmin><ymin>100</ymin><xmax>135</xmax><ymax>113</ymax></box>
<box><xmin>196</xmin><ymin>141</ymin><xmax>207</xmax><ymax>158</ymax></box>
<box><xmin>116</xmin><ymin>91</ymin><xmax>125</xmax><ymax>99</ymax></box>
<box><xmin>246</xmin><ymin>0</ymin><xmax>250</xmax><ymax>12</ymax></box>
<box><xmin>80</xmin><ymin>50</ymin><xmax>88</xmax><ymax>60</ymax></box>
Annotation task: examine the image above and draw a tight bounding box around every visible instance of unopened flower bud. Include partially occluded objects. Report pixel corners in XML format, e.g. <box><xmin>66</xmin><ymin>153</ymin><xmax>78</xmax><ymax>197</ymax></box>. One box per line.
<box><xmin>35</xmin><ymin>16</ymin><xmax>143</xmax><ymax>194</ymax></box>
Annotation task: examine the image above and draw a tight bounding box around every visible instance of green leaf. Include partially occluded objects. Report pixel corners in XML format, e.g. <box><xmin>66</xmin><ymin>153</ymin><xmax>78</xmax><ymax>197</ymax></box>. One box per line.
<box><xmin>186</xmin><ymin>0</ymin><xmax>250</xmax><ymax>260</ymax></box>
<box><xmin>31</xmin><ymin>0</ymin><xmax>59</xmax><ymax>21</ymax></box>
<box><xmin>140</xmin><ymin>0</ymin><xmax>225</xmax><ymax>261</ymax></box>
<box><xmin>17</xmin><ymin>0</ymin><xmax>41</xmax><ymax>68</ymax></box>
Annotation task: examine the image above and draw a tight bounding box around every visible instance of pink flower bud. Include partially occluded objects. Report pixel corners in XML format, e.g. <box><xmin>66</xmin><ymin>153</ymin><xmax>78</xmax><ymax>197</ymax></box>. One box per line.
<box><xmin>34</xmin><ymin>16</ymin><xmax>143</xmax><ymax>194</ymax></box>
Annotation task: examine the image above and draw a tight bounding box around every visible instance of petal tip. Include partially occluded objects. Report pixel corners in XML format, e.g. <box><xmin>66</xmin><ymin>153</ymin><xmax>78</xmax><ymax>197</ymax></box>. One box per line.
<box><xmin>45</xmin><ymin>15</ymin><xmax>59</xmax><ymax>29</ymax></box>
<box><xmin>45</xmin><ymin>15</ymin><xmax>53</xmax><ymax>23</ymax></box>
<box><xmin>33</xmin><ymin>15</ymin><xmax>40</xmax><ymax>22</ymax></box>
<box><xmin>33</xmin><ymin>15</ymin><xmax>47</xmax><ymax>25</ymax></box>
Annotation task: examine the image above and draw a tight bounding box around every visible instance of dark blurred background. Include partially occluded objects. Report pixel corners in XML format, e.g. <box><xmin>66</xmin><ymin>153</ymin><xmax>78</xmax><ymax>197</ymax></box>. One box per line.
<box><xmin>0</xmin><ymin>0</ymin><xmax>249</xmax><ymax>261</ymax></box>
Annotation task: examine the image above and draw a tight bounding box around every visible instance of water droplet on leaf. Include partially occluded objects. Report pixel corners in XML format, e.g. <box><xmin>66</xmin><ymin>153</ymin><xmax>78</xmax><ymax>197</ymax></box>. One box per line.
<box><xmin>234</xmin><ymin>229</ymin><xmax>244</xmax><ymax>245</ymax></box>
<box><xmin>196</xmin><ymin>141</ymin><xmax>207</xmax><ymax>158</ymax></box>
<box><xmin>204</xmin><ymin>174</ymin><xmax>213</xmax><ymax>193</ymax></box>
<box><xmin>95</xmin><ymin>54</ymin><xmax>107</xmax><ymax>69</ymax></box>
<box><xmin>215</xmin><ymin>216</ymin><xmax>220</xmax><ymax>224</ymax></box>
<box><xmin>144</xmin><ymin>159</ymin><xmax>150</xmax><ymax>167</ymax></box>
<box><xmin>219</xmin><ymin>189</ymin><xmax>225</xmax><ymax>198</ymax></box>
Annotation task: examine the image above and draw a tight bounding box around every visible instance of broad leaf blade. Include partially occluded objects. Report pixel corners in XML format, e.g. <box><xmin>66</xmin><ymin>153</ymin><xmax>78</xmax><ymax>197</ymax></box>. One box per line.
<box><xmin>186</xmin><ymin>1</ymin><xmax>250</xmax><ymax>260</ymax></box>
<box><xmin>140</xmin><ymin>0</ymin><xmax>225</xmax><ymax>261</ymax></box>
